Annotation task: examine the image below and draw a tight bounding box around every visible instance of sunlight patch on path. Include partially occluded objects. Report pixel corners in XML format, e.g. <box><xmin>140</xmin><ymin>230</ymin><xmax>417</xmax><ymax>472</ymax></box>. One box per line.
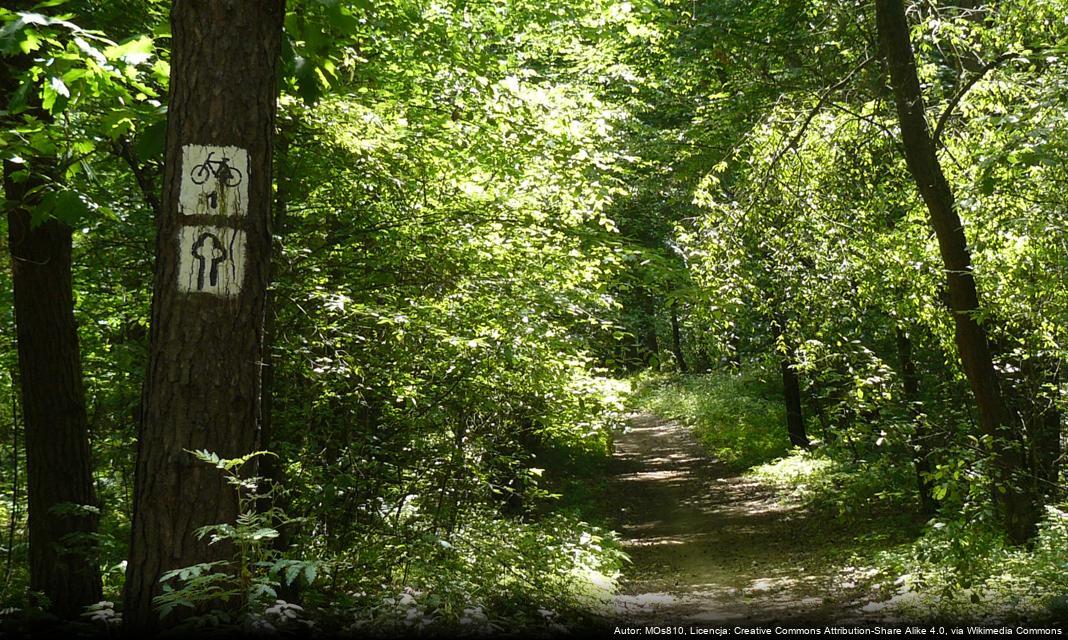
<box><xmin>606</xmin><ymin>413</ymin><xmax>887</xmax><ymax>625</ymax></box>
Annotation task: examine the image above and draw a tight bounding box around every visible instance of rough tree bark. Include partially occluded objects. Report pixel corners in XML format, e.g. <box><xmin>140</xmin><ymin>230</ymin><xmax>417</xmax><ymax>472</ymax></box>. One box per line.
<box><xmin>875</xmin><ymin>0</ymin><xmax>1038</xmax><ymax>543</ymax></box>
<box><xmin>2</xmin><ymin>33</ymin><xmax>102</xmax><ymax>619</ymax></box>
<box><xmin>4</xmin><ymin>169</ymin><xmax>103</xmax><ymax>619</ymax></box>
<box><xmin>123</xmin><ymin>0</ymin><xmax>286</xmax><ymax>630</ymax></box>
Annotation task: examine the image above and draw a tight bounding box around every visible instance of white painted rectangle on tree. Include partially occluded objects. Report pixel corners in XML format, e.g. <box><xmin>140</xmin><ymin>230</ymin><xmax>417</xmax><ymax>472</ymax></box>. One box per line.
<box><xmin>176</xmin><ymin>225</ymin><xmax>247</xmax><ymax>297</ymax></box>
<box><xmin>179</xmin><ymin>144</ymin><xmax>249</xmax><ymax>217</ymax></box>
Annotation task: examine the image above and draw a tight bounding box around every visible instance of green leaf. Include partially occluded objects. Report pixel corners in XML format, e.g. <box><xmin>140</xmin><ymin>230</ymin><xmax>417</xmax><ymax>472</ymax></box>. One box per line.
<box><xmin>150</xmin><ymin>58</ymin><xmax>169</xmax><ymax>84</ymax></box>
<box><xmin>28</xmin><ymin>132</ymin><xmax>57</xmax><ymax>156</ymax></box>
<box><xmin>134</xmin><ymin>119</ymin><xmax>166</xmax><ymax>160</ymax></box>
<box><xmin>8</xmin><ymin>79</ymin><xmax>32</xmax><ymax>113</ymax></box>
<box><xmin>284</xmin><ymin>563</ymin><xmax>301</xmax><ymax>586</ymax></box>
<box><xmin>18</xmin><ymin>29</ymin><xmax>41</xmax><ymax>54</ymax></box>
<box><xmin>30</xmin><ymin>190</ymin><xmax>57</xmax><ymax>227</ymax></box>
<box><xmin>100</xmin><ymin>110</ymin><xmax>135</xmax><ymax>138</ymax></box>
<box><xmin>250</xmin><ymin>527</ymin><xmax>279</xmax><ymax>541</ymax></box>
<box><xmin>42</xmin><ymin>76</ymin><xmax>70</xmax><ymax>114</ymax></box>
<box><xmin>325</xmin><ymin>5</ymin><xmax>359</xmax><ymax>32</ymax></box>
<box><xmin>51</xmin><ymin>189</ymin><xmax>90</xmax><ymax>226</ymax></box>
<box><xmin>293</xmin><ymin>57</ymin><xmax>322</xmax><ymax>105</ymax></box>
<box><xmin>103</xmin><ymin>35</ymin><xmax>153</xmax><ymax>65</ymax></box>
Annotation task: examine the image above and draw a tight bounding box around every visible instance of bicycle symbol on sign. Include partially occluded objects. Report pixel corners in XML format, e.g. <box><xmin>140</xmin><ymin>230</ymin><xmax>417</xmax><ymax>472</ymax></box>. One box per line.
<box><xmin>189</xmin><ymin>152</ymin><xmax>243</xmax><ymax>188</ymax></box>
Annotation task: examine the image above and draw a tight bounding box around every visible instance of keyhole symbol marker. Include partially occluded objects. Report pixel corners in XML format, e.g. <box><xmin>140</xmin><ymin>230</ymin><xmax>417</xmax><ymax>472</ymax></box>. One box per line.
<box><xmin>191</xmin><ymin>232</ymin><xmax>228</xmax><ymax>290</ymax></box>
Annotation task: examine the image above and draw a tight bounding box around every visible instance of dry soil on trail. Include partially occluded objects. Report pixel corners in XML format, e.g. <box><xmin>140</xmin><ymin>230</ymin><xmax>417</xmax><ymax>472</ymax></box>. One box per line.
<box><xmin>606</xmin><ymin>413</ymin><xmax>901</xmax><ymax>625</ymax></box>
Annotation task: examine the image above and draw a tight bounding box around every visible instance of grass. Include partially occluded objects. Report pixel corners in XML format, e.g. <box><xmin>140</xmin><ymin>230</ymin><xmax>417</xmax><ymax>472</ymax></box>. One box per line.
<box><xmin>629</xmin><ymin>369</ymin><xmax>790</xmax><ymax>470</ymax></box>
<box><xmin>748</xmin><ymin>450</ymin><xmax>921</xmax><ymax>525</ymax></box>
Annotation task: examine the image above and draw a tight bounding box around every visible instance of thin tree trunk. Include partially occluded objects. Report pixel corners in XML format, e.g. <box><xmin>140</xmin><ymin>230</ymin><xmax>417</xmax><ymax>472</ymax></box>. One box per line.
<box><xmin>896</xmin><ymin>327</ymin><xmax>936</xmax><ymax>515</ymax></box>
<box><xmin>640</xmin><ymin>291</ymin><xmax>659</xmax><ymax>367</ymax></box>
<box><xmin>670</xmin><ymin>301</ymin><xmax>688</xmax><ymax>373</ymax></box>
<box><xmin>258</xmin><ymin>126</ymin><xmax>299</xmax><ymax>603</ymax></box>
<box><xmin>781</xmin><ymin>358</ymin><xmax>808</xmax><ymax>449</ymax></box>
<box><xmin>875</xmin><ymin>0</ymin><xmax>1037</xmax><ymax>543</ymax></box>
<box><xmin>772</xmin><ymin>318</ymin><xmax>808</xmax><ymax>448</ymax></box>
<box><xmin>124</xmin><ymin>1</ymin><xmax>286</xmax><ymax>630</ymax></box>
<box><xmin>727</xmin><ymin>331</ymin><xmax>742</xmax><ymax>370</ymax></box>
<box><xmin>1022</xmin><ymin>357</ymin><xmax>1061</xmax><ymax>501</ymax></box>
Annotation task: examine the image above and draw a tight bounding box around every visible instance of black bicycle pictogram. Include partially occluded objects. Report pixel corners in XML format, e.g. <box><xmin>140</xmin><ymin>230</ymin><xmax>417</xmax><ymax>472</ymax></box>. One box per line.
<box><xmin>190</xmin><ymin>152</ymin><xmax>243</xmax><ymax>187</ymax></box>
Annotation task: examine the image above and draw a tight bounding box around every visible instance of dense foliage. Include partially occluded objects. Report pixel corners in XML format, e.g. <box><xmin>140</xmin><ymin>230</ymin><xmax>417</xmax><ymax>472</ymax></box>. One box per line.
<box><xmin>0</xmin><ymin>0</ymin><xmax>1065</xmax><ymax>632</ymax></box>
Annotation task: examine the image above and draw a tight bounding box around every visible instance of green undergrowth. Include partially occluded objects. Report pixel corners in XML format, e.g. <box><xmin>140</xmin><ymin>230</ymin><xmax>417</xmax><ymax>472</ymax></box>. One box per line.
<box><xmin>629</xmin><ymin>370</ymin><xmax>789</xmax><ymax>470</ymax></box>
<box><xmin>309</xmin><ymin>510</ymin><xmax>628</xmax><ymax>635</ymax></box>
<box><xmin>748</xmin><ymin>442</ymin><xmax>1068</xmax><ymax>623</ymax></box>
<box><xmin>748</xmin><ymin>449</ymin><xmax>920</xmax><ymax>526</ymax></box>
<box><xmin>744</xmin><ymin>449</ymin><xmax>929</xmax><ymax>601</ymax></box>
<box><xmin>315</xmin><ymin>376</ymin><xmax>634</xmax><ymax>633</ymax></box>
<box><xmin>864</xmin><ymin>507</ymin><xmax>1068</xmax><ymax>624</ymax></box>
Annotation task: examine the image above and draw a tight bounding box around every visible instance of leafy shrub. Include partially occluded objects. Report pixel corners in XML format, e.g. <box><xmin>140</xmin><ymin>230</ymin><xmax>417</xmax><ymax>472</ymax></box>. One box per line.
<box><xmin>318</xmin><ymin>509</ymin><xmax>626</xmax><ymax>634</ymax></box>
<box><xmin>868</xmin><ymin>506</ymin><xmax>1068</xmax><ymax>623</ymax></box>
<box><xmin>154</xmin><ymin>450</ymin><xmax>317</xmax><ymax>633</ymax></box>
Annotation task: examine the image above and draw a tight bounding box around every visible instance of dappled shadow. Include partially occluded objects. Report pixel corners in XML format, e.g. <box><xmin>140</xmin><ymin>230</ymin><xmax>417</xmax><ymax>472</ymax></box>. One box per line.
<box><xmin>606</xmin><ymin>414</ymin><xmax>903</xmax><ymax>624</ymax></box>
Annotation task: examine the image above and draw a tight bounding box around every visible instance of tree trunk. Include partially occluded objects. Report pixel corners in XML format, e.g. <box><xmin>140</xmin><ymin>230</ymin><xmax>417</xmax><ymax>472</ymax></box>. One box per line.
<box><xmin>780</xmin><ymin>358</ymin><xmax>808</xmax><ymax>449</ymax></box>
<box><xmin>1021</xmin><ymin>357</ymin><xmax>1061</xmax><ymax>501</ymax></box>
<box><xmin>875</xmin><ymin>0</ymin><xmax>1038</xmax><ymax>543</ymax></box>
<box><xmin>123</xmin><ymin>0</ymin><xmax>286</xmax><ymax>631</ymax></box>
<box><xmin>2</xmin><ymin>35</ymin><xmax>102</xmax><ymax>619</ymax></box>
<box><xmin>772</xmin><ymin>318</ymin><xmax>808</xmax><ymax>448</ymax></box>
<box><xmin>896</xmin><ymin>327</ymin><xmax>936</xmax><ymax>515</ymax></box>
<box><xmin>258</xmin><ymin>125</ymin><xmax>300</xmax><ymax>603</ymax></box>
<box><xmin>670</xmin><ymin>301</ymin><xmax>688</xmax><ymax>373</ymax></box>
<box><xmin>4</xmin><ymin>169</ymin><xmax>103</xmax><ymax>619</ymax></box>
<box><xmin>640</xmin><ymin>291</ymin><xmax>659</xmax><ymax>367</ymax></box>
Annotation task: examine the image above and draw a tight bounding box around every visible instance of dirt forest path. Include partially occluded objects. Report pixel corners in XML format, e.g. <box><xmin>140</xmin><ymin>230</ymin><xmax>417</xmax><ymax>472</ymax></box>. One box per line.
<box><xmin>607</xmin><ymin>413</ymin><xmax>898</xmax><ymax>625</ymax></box>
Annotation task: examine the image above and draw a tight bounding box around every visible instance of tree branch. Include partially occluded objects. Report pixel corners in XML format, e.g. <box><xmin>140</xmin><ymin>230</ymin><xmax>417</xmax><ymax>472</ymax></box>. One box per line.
<box><xmin>764</xmin><ymin>55</ymin><xmax>875</xmax><ymax>178</ymax></box>
<box><xmin>113</xmin><ymin>138</ymin><xmax>161</xmax><ymax>219</ymax></box>
<box><xmin>932</xmin><ymin>51</ymin><xmax>1014</xmax><ymax>148</ymax></box>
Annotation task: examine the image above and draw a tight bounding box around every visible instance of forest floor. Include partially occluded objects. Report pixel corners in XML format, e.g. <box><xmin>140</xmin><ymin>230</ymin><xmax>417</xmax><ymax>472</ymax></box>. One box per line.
<box><xmin>604</xmin><ymin>413</ymin><xmax>912</xmax><ymax>625</ymax></box>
